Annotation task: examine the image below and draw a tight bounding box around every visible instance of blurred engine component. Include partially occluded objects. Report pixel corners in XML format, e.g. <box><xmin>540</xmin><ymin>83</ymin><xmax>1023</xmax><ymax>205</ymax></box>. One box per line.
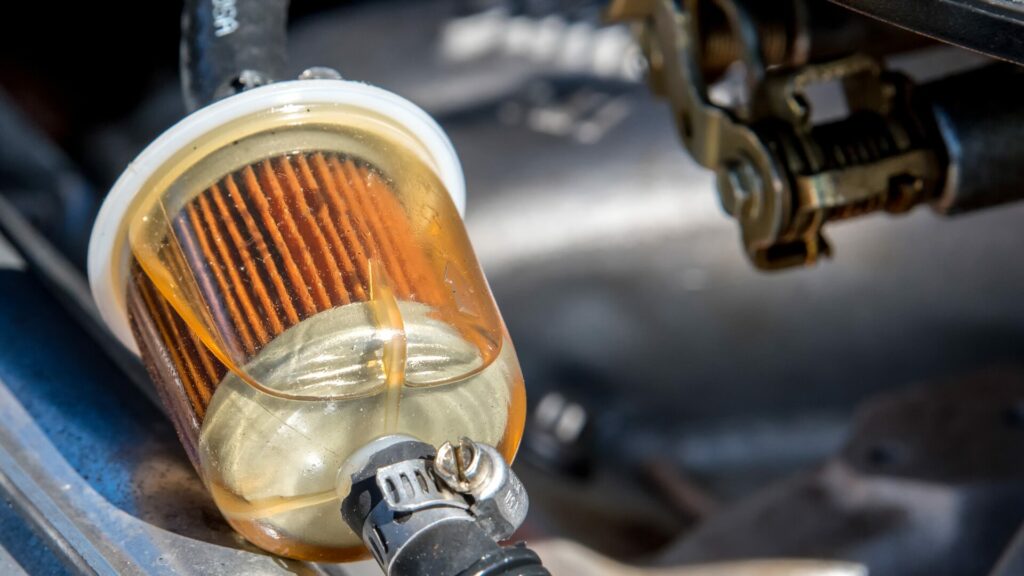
<box><xmin>829</xmin><ymin>0</ymin><xmax>1024</xmax><ymax>66</ymax></box>
<box><xmin>608</xmin><ymin>0</ymin><xmax>1024</xmax><ymax>269</ymax></box>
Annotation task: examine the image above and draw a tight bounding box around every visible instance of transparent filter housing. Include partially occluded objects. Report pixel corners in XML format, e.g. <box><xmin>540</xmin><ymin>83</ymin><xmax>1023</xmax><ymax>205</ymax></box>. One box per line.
<box><xmin>88</xmin><ymin>82</ymin><xmax>527</xmax><ymax>562</ymax></box>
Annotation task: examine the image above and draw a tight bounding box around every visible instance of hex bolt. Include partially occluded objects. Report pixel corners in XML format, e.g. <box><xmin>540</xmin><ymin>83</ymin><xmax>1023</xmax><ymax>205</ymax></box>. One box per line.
<box><xmin>719</xmin><ymin>157</ymin><xmax>762</xmax><ymax>220</ymax></box>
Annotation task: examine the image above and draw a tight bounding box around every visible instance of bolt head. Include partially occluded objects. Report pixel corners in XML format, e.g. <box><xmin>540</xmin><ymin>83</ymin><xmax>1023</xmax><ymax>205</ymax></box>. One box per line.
<box><xmin>434</xmin><ymin>437</ymin><xmax>484</xmax><ymax>492</ymax></box>
<box><xmin>718</xmin><ymin>157</ymin><xmax>762</xmax><ymax>219</ymax></box>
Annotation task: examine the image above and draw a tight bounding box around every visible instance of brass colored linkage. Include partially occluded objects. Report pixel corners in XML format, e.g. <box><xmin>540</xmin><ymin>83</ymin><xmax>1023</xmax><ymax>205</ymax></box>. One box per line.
<box><xmin>608</xmin><ymin>0</ymin><xmax>943</xmax><ymax>270</ymax></box>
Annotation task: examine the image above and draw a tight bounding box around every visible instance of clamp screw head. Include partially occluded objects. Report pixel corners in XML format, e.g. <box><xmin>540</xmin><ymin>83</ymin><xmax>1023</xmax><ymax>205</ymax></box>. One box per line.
<box><xmin>434</xmin><ymin>437</ymin><xmax>485</xmax><ymax>492</ymax></box>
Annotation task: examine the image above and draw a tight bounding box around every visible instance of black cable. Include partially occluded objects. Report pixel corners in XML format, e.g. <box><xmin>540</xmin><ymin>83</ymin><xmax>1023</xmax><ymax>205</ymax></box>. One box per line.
<box><xmin>180</xmin><ymin>0</ymin><xmax>289</xmax><ymax>111</ymax></box>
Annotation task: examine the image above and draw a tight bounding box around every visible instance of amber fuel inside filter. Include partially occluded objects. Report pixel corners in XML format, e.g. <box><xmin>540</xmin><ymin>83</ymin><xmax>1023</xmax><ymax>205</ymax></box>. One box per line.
<box><xmin>88</xmin><ymin>80</ymin><xmax>527</xmax><ymax>562</ymax></box>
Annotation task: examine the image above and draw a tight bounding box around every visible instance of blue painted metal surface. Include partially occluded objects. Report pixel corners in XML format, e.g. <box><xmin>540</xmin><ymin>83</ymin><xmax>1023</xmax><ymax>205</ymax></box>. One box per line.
<box><xmin>0</xmin><ymin>269</ymin><xmax>172</xmax><ymax>516</ymax></box>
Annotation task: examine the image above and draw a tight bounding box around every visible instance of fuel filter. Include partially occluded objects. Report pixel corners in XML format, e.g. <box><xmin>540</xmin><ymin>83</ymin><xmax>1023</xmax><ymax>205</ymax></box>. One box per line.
<box><xmin>88</xmin><ymin>79</ymin><xmax>527</xmax><ymax>562</ymax></box>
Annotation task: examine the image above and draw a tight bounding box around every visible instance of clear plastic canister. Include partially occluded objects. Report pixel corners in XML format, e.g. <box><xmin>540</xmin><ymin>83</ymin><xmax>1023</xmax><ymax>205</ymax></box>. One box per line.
<box><xmin>88</xmin><ymin>80</ymin><xmax>527</xmax><ymax>562</ymax></box>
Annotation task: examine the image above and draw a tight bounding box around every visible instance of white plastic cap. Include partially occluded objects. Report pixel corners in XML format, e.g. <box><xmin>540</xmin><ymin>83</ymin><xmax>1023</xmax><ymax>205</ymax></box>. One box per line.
<box><xmin>87</xmin><ymin>79</ymin><xmax>466</xmax><ymax>354</ymax></box>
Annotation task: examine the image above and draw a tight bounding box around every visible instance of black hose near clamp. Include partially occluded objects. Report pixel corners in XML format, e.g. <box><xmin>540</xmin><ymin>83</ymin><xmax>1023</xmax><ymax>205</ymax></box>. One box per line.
<box><xmin>180</xmin><ymin>0</ymin><xmax>290</xmax><ymax>111</ymax></box>
<box><xmin>341</xmin><ymin>436</ymin><xmax>549</xmax><ymax>576</ymax></box>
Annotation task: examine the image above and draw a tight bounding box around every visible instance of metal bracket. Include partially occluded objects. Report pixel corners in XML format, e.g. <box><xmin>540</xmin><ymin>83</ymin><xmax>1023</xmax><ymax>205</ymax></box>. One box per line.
<box><xmin>608</xmin><ymin>0</ymin><xmax>944</xmax><ymax>269</ymax></box>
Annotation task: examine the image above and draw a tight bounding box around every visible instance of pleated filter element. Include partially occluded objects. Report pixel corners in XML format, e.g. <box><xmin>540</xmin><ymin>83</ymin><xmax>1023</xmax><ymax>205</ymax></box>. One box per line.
<box><xmin>89</xmin><ymin>81</ymin><xmax>526</xmax><ymax>562</ymax></box>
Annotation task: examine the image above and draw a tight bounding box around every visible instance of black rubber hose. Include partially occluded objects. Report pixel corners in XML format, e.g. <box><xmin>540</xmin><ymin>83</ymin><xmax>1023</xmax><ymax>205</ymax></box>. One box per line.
<box><xmin>180</xmin><ymin>0</ymin><xmax>289</xmax><ymax>111</ymax></box>
<box><xmin>922</xmin><ymin>64</ymin><xmax>1024</xmax><ymax>215</ymax></box>
<box><xmin>457</xmin><ymin>545</ymin><xmax>550</xmax><ymax>576</ymax></box>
